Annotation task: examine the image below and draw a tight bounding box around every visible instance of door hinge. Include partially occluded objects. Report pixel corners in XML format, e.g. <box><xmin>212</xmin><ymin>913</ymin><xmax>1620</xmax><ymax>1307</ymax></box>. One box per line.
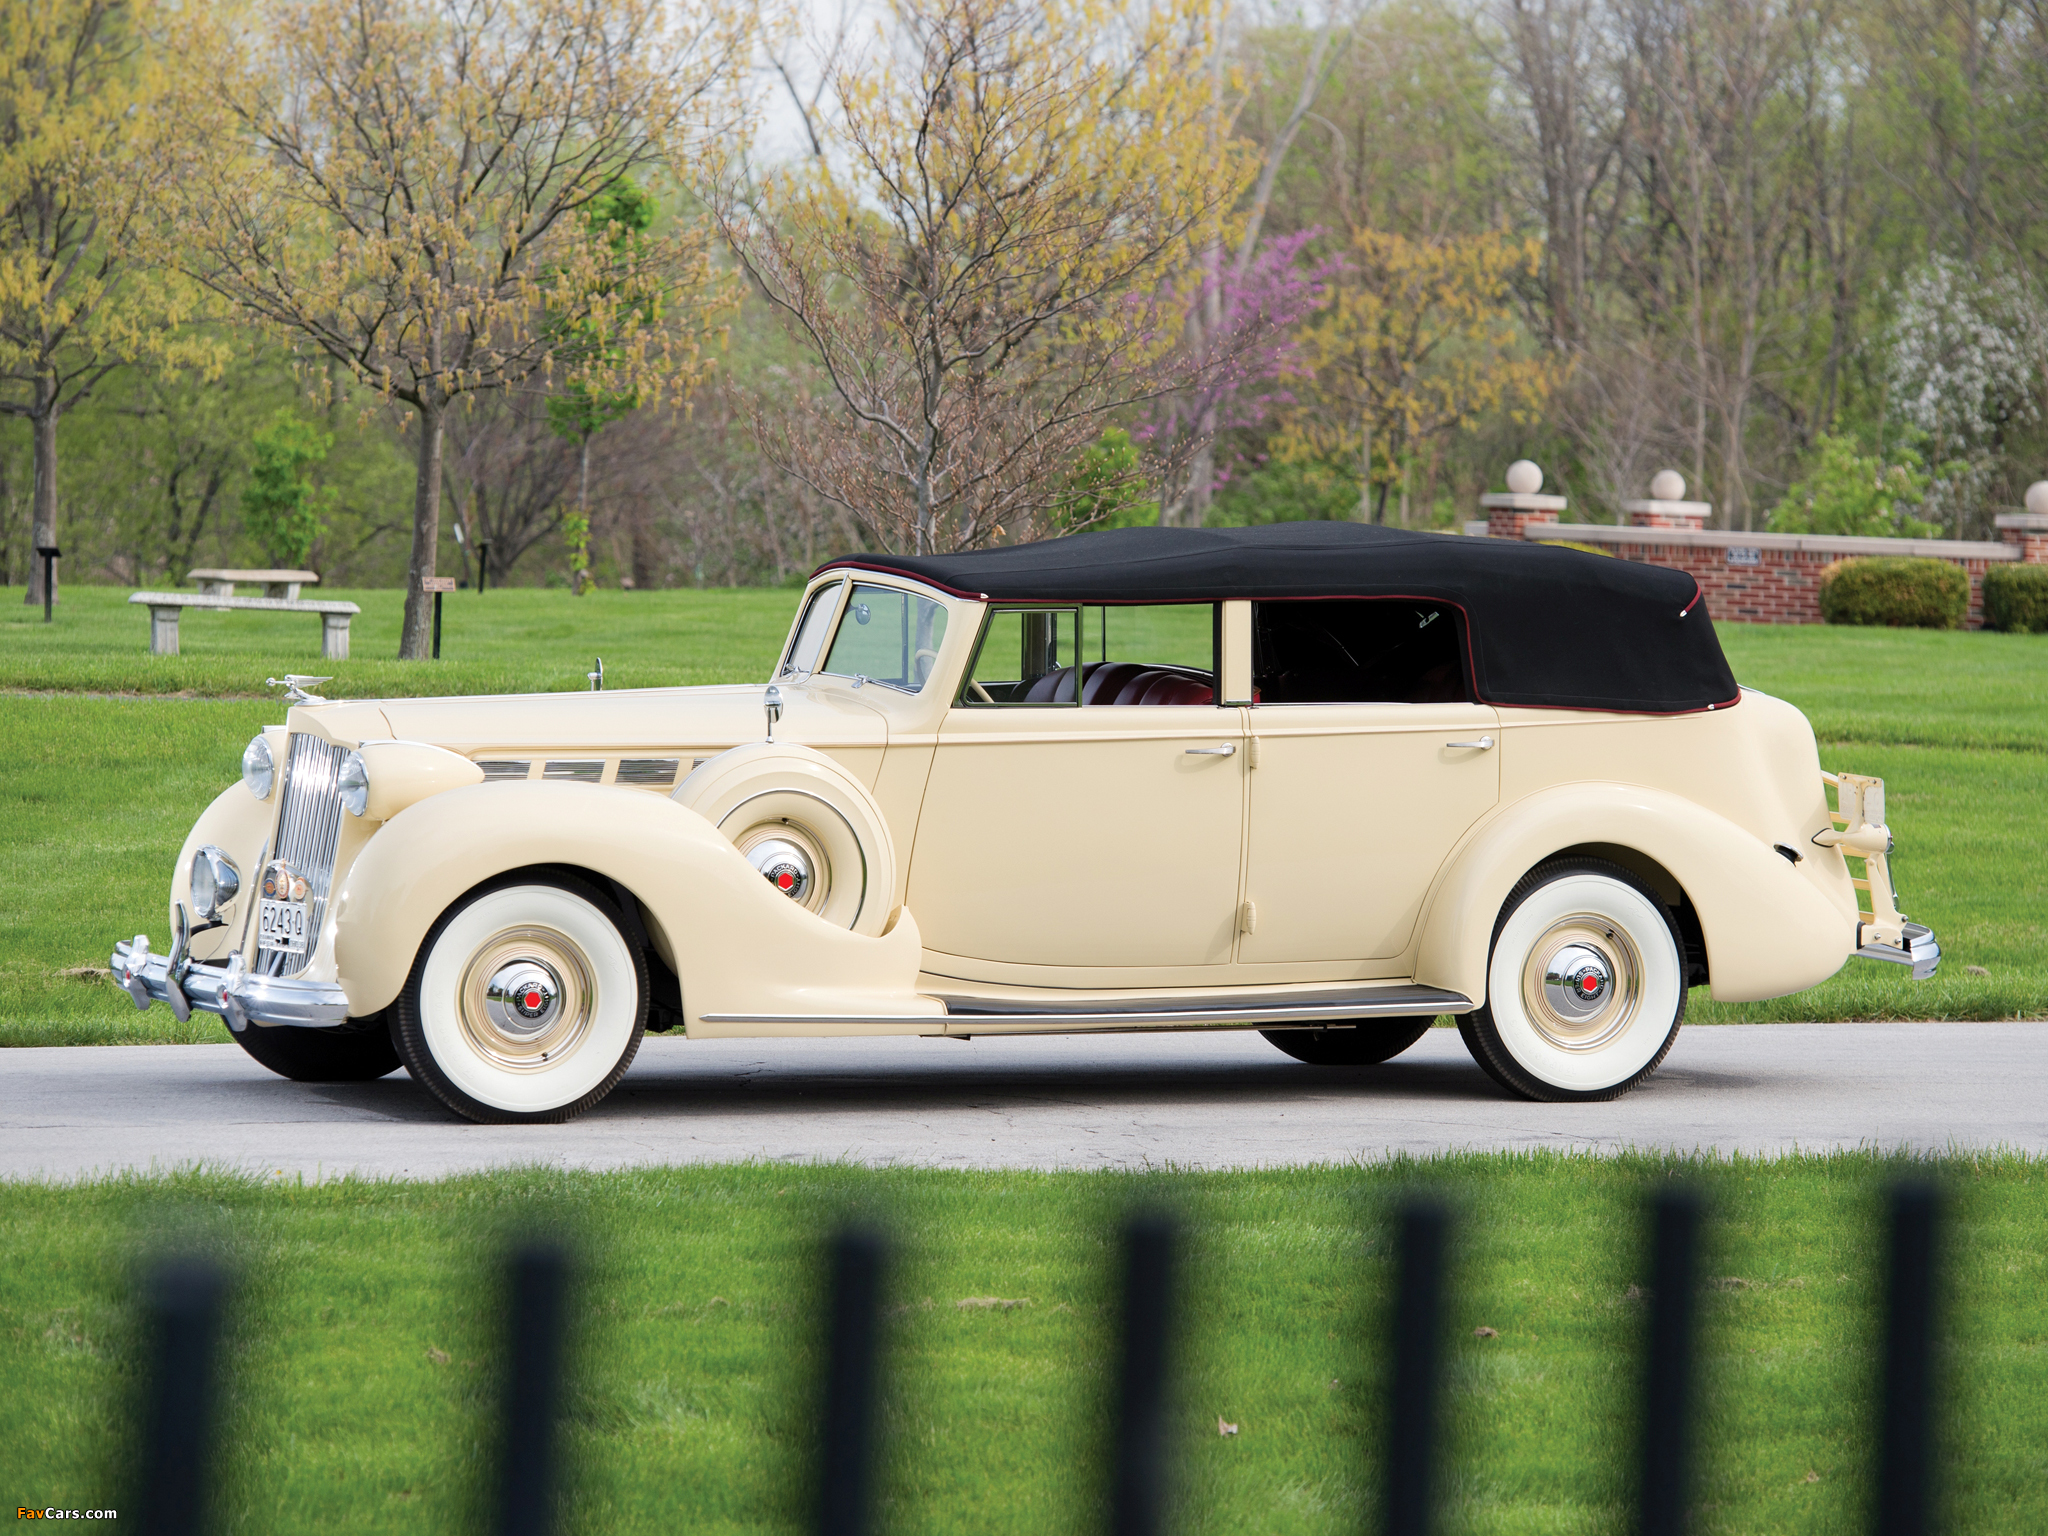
<box><xmin>1248</xmin><ymin>735</ymin><xmax>1261</xmax><ymax>768</ymax></box>
<box><xmin>1238</xmin><ymin>899</ymin><xmax>1257</xmax><ymax>935</ymax></box>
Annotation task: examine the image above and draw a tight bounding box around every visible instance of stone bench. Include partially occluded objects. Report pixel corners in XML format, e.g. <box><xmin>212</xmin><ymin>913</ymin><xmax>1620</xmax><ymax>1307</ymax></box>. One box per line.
<box><xmin>186</xmin><ymin>567</ymin><xmax>322</xmax><ymax>601</ymax></box>
<box><xmin>129</xmin><ymin>591</ymin><xmax>361</xmax><ymax>659</ymax></box>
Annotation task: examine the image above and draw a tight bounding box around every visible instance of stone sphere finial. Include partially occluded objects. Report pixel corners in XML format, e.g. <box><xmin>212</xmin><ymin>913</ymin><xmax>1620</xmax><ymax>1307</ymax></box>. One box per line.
<box><xmin>1505</xmin><ymin>459</ymin><xmax>1543</xmax><ymax>495</ymax></box>
<box><xmin>2027</xmin><ymin>480</ymin><xmax>2048</xmax><ymax>517</ymax></box>
<box><xmin>1650</xmin><ymin>469</ymin><xmax>1687</xmax><ymax>502</ymax></box>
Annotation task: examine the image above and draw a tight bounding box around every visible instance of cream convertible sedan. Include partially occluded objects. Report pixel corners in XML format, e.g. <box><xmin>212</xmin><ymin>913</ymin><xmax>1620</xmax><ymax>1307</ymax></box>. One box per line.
<box><xmin>113</xmin><ymin>524</ymin><xmax>1937</xmax><ymax>1121</ymax></box>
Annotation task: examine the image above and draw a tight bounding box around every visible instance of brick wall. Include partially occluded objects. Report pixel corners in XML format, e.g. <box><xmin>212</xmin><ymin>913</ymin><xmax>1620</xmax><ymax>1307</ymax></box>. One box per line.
<box><xmin>1476</xmin><ymin>507</ymin><xmax>2042</xmax><ymax>629</ymax></box>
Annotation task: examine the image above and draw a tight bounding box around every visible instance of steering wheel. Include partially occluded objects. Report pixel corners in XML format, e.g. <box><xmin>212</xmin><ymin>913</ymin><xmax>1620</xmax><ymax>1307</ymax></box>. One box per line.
<box><xmin>968</xmin><ymin>679</ymin><xmax>996</xmax><ymax>704</ymax></box>
<box><xmin>913</xmin><ymin>647</ymin><xmax>941</xmax><ymax>686</ymax></box>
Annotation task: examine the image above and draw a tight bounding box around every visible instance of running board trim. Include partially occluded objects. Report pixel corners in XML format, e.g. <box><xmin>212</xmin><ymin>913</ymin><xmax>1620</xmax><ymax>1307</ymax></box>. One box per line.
<box><xmin>699</xmin><ymin>985</ymin><xmax>1473</xmax><ymax>1032</ymax></box>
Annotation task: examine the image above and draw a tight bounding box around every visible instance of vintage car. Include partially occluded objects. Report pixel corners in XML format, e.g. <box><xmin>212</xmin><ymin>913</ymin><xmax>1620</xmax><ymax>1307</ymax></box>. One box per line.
<box><xmin>112</xmin><ymin>523</ymin><xmax>1937</xmax><ymax>1121</ymax></box>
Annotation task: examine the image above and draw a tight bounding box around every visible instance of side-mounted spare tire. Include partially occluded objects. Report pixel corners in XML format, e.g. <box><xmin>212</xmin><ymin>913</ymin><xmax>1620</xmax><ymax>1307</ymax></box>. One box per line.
<box><xmin>673</xmin><ymin>741</ymin><xmax>899</xmax><ymax>935</ymax></box>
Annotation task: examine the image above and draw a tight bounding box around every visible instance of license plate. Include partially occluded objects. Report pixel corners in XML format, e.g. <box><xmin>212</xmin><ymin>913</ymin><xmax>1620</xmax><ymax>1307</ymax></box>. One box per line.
<box><xmin>259</xmin><ymin>898</ymin><xmax>311</xmax><ymax>954</ymax></box>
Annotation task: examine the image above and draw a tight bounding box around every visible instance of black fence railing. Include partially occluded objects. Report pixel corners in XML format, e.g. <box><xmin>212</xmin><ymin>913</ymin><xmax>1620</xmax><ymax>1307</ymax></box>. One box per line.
<box><xmin>130</xmin><ymin>1181</ymin><xmax>1944</xmax><ymax>1536</ymax></box>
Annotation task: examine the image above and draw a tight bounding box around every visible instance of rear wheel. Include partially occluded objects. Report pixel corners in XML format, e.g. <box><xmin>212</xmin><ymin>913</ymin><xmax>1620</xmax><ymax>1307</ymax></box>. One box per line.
<box><xmin>1261</xmin><ymin>1018</ymin><xmax>1434</xmax><ymax>1065</ymax></box>
<box><xmin>231</xmin><ymin>1019</ymin><xmax>401</xmax><ymax>1082</ymax></box>
<box><xmin>1457</xmin><ymin>858</ymin><xmax>1685</xmax><ymax>1102</ymax></box>
<box><xmin>392</xmin><ymin>875</ymin><xmax>648</xmax><ymax>1124</ymax></box>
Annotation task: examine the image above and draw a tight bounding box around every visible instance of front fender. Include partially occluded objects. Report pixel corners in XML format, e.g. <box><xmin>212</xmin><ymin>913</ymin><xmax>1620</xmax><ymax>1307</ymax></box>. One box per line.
<box><xmin>1413</xmin><ymin>782</ymin><xmax>1858</xmax><ymax>1005</ymax></box>
<box><xmin>330</xmin><ymin>781</ymin><xmax>937</xmax><ymax>1027</ymax></box>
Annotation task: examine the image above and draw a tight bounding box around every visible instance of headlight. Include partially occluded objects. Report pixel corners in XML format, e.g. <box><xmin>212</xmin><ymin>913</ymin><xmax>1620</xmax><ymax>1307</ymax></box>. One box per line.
<box><xmin>242</xmin><ymin>734</ymin><xmax>274</xmax><ymax>800</ymax></box>
<box><xmin>190</xmin><ymin>846</ymin><xmax>240</xmax><ymax>921</ymax></box>
<box><xmin>337</xmin><ymin>751</ymin><xmax>369</xmax><ymax>817</ymax></box>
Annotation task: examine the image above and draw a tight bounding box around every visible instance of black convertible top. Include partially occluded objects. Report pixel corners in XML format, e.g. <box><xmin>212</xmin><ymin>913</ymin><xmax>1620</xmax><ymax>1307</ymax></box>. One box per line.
<box><xmin>817</xmin><ymin>522</ymin><xmax>1740</xmax><ymax>714</ymax></box>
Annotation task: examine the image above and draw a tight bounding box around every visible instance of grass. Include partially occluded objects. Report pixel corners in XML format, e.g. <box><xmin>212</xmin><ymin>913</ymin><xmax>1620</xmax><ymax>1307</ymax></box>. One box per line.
<box><xmin>0</xmin><ymin>583</ymin><xmax>799</xmax><ymax>697</ymax></box>
<box><xmin>5</xmin><ymin>1154</ymin><xmax>2045</xmax><ymax>1535</ymax></box>
<box><xmin>2</xmin><ymin>606</ymin><xmax>2043</xmax><ymax>1042</ymax></box>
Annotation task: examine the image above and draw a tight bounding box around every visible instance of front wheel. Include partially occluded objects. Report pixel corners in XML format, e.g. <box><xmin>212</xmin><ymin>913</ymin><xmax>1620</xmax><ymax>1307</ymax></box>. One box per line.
<box><xmin>1261</xmin><ymin>1018</ymin><xmax>1434</xmax><ymax>1065</ymax></box>
<box><xmin>392</xmin><ymin>876</ymin><xmax>648</xmax><ymax>1124</ymax></box>
<box><xmin>1457</xmin><ymin>858</ymin><xmax>1686</xmax><ymax>1102</ymax></box>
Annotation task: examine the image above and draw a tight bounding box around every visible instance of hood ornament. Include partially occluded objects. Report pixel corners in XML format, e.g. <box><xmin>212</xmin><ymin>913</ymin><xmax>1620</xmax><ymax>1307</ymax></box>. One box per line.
<box><xmin>588</xmin><ymin>656</ymin><xmax>604</xmax><ymax>692</ymax></box>
<box><xmin>764</xmin><ymin>684</ymin><xmax>783</xmax><ymax>742</ymax></box>
<box><xmin>267</xmin><ymin>674</ymin><xmax>332</xmax><ymax>704</ymax></box>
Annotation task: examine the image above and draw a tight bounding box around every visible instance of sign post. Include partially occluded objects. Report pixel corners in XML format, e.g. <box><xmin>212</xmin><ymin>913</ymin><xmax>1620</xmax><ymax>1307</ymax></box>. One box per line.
<box><xmin>477</xmin><ymin>540</ymin><xmax>491</xmax><ymax>596</ymax></box>
<box><xmin>423</xmin><ymin>576</ymin><xmax>457</xmax><ymax>658</ymax></box>
<box><xmin>34</xmin><ymin>544</ymin><xmax>59</xmax><ymax>623</ymax></box>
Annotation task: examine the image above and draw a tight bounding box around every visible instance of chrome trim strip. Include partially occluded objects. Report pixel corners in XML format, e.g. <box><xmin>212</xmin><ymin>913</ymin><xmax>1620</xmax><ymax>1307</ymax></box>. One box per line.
<box><xmin>1855</xmin><ymin>920</ymin><xmax>1941</xmax><ymax>980</ymax></box>
<box><xmin>111</xmin><ymin>941</ymin><xmax>352</xmax><ymax>1028</ymax></box>
<box><xmin>701</xmin><ymin>990</ymin><xmax>1474</xmax><ymax>1030</ymax></box>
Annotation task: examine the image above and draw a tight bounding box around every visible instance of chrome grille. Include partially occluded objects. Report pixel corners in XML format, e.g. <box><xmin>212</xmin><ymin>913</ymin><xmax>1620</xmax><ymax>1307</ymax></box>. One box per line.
<box><xmin>258</xmin><ymin>733</ymin><xmax>349</xmax><ymax>976</ymax></box>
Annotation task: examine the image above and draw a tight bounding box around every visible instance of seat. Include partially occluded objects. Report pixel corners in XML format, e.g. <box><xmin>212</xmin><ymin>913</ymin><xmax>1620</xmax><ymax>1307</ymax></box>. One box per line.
<box><xmin>1082</xmin><ymin>662</ymin><xmax>1148</xmax><ymax>704</ymax></box>
<box><xmin>1021</xmin><ymin>665</ymin><xmax>1083</xmax><ymax>703</ymax></box>
<box><xmin>1137</xmin><ymin>673</ymin><xmax>1215</xmax><ymax>706</ymax></box>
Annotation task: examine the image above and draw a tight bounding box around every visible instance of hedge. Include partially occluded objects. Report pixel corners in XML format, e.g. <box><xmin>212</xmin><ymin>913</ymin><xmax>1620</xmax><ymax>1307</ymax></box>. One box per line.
<box><xmin>1983</xmin><ymin>563</ymin><xmax>2048</xmax><ymax>633</ymax></box>
<box><xmin>1817</xmin><ymin>557</ymin><xmax>1968</xmax><ymax>629</ymax></box>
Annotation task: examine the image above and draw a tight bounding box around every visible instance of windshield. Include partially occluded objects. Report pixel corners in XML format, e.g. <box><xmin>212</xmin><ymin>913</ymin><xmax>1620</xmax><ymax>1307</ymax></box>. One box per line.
<box><xmin>779</xmin><ymin>582</ymin><xmax>844</xmax><ymax>677</ymax></box>
<box><xmin>820</xmin><ymin>583</ymin><xmax>951</xmax><ymax>692</ymax></box>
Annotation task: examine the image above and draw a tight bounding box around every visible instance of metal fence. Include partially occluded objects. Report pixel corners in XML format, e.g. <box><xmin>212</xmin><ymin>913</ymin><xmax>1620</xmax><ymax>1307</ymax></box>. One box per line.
<box><xmin>133</xmin><ymin>1182</ymin><xmax>1944</xmax><ymax>1536</ymax></box>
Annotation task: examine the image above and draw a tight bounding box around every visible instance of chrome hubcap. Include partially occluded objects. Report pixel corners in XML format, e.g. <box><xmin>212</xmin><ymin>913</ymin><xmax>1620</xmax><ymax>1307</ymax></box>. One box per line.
<box><xmin>485</xmin><ymin>959</ymin><xmax>564</xmax><ymax>1036</ymax></box>
<box><xmin>1522</xmin><ymin>917</ymin><xmax>1640</xmax><ymax>1051</ymax></box>
<box><xmin>457</xmin><ymin>927</ymin><xmax>594</xmax><ymax>1070</ymax></box>
<box><xmin>747</xmin><ymin>836</ymin><xmax>813</xmax><ymax>902</ymax></box>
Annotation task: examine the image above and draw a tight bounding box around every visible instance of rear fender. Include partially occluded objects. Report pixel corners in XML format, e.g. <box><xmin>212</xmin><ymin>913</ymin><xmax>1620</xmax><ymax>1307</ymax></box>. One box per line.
<box><xmin>1413</xmin><ymin>783</ymin><xmax>1858</xmax><ymax>1005</ymax></box>
<box><xmin>330</xmin><ymin>782</ymin><xmax>937</xmax><ymax>1028</ymax></box>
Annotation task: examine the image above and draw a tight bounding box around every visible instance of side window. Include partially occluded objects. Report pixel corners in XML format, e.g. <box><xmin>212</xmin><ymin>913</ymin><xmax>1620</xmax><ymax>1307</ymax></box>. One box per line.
<box><xmin>779</xmin><ymin>582</ymin><xmax>844</xmax><ymax>677</ymax></box>
<box><xmin>820</xmin><ymin>584</ymin><xmax>951</xmax><ymax>691</ymax></box>
<box><xmin>1251</xmin><ymin>600</ymin><xmax>1470</xmax><ymax>704</ymax></box>
<box><xmin>960</xmin><ymin>603</ymin><xmax>1218</xmax><ymax>706</ymax></box>
<box><xmin>1078</xmin><ymin>603</ymin><xmax>1217</xmax><ymax>705</ymax></box>
<box><xmin>961</xmin><ymin>608</ymin><xmax>1082</xmax><ymax>704</ymax></box>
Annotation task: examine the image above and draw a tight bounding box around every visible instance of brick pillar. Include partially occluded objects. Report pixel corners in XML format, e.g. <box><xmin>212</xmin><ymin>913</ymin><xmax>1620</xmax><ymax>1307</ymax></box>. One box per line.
<box><xmin>1622</xmin><ymin>470</ymin><xmax>1711</xmax><ymax>531</ymax></box>
<box><xmin>1479</xmin><ymin>459</ymin><xmax>1565</xmax><ymax>539</ymax></box>
<box><xmin>1997</xmin><ymin>497</ymin><xmax>2048</xmax><ymax>563</ymax></box>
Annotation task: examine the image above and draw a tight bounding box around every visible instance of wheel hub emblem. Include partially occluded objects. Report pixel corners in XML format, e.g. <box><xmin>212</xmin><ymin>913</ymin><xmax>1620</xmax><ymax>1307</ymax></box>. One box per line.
<box><xmin>1543</xmin><ymin>943</ymin><xmax>1613</xmax><ymax>1019</ymax></box>
<box><xmin>746</xmin><ymin>836</ymin><xmax>813</xmax><ymax>902</ymax></box>
<box><xmin>485</xmin><ymin>959</ymin><xmax>564</xmax><ymax>1036</ymax></box>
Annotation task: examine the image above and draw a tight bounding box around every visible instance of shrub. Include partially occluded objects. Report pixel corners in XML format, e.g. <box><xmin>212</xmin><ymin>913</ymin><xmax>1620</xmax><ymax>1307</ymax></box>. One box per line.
<box><xmin>1817</xmin><ymin>557</ymin><xmax>1968</xmax><ymax>629</ymax></box>
<box><xmin>1983</xmin><ymin>564</ymin><xmax>2048</xmax><ymax>633</ymax></box>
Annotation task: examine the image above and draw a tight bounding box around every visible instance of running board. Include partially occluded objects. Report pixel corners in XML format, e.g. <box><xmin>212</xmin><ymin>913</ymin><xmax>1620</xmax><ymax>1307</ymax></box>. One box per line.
<box><xmin>698</xmin><ymin>984</ymin><xmax>1472</xmax><ymax>1032</ymax></box>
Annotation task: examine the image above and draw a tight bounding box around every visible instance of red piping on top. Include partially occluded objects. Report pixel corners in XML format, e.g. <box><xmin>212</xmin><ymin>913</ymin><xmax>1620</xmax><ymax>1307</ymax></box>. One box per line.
<box><xmin>1679</xmin><ymin>577</ymin><xmax>1705</xmax><ymax>617</ymax></box>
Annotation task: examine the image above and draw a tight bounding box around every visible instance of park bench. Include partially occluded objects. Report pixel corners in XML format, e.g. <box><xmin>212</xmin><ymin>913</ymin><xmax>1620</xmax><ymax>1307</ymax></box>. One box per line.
<box><xmin>187</xmin><ymin>567</ymin><xmax>321</xmax><ymax>600</ymax></box>
<box><xmin>129</xmin><ymin>591</ymin><xmax>361</xmax><ymax>659</ymax></box>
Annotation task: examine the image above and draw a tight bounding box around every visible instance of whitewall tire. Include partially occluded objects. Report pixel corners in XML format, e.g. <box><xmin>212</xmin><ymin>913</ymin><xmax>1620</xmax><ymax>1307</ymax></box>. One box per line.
<box><xmin>393</xmin><ymin>876</ymin><xmax>648</xmax><ymax>1124</ymax></box>
<box><xmin>1457</xmin><ymin>859</ymin><xmax>1685</xmax><ymax>1102</ymax></box>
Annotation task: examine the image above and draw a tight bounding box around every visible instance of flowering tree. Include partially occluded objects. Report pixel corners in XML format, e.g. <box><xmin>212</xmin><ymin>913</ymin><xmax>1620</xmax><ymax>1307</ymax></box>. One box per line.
<box><xmin>1275</xmin><ymin>228</ymin><xmax>1551</xmax><ymax>522</ymax></box>
<box><xmin>166</xmin><ymin>0</ymin><xmax>745</xmax><ymax>657</ymax></box>
<box><xmin>1882</xmin><ymin>255</ymin><xmax>2048</xmax><ymax>534</ymax></box>
<box><xmin>719</xmin><ymin>0</ymin><xmax>1257</xmax><ymax>555</ymax></box>
<box><xmin>0</xmin><ymin>0</ymin><xmax>217</xmax><ymax>606</ymax></box>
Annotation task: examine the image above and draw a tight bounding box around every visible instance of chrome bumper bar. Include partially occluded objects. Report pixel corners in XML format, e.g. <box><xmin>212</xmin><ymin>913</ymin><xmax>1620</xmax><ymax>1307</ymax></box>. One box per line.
<box><xmin>111</xmin><ymin>937</ymin><xmax>352</xmax><ymax>1029</ymax></box>
<box><xmin>1855</xmin><ymin>920</ymin><xmax>1941</xmax><ymax>980</ymax></box>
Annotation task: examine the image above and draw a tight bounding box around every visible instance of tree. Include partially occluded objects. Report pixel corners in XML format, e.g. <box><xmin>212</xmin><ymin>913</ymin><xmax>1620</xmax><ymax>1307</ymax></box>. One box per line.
<box><xmin>719</xmin><ymin>0</ymin><xmax>1257</xmax><ymax>554</ymax></box>
<box><xmin>240</xmin><ymin>410</ymin><xmax>334</xmax><ymax>568</ymax></box>
<box><xmin>1769</xmin><ymin>432</ymin><xmax>1938</xmax><ymax>538</ymax></box>
<box><xmin>166</xmin><ymin>0</ymin><xmax>744</xmax><ymax>656</ymax></box>
<box><xmin>1275</xmin><ymin>228</ymin><xmax>1551</xmax><ymax>521</ymax></box>
<box><xmin>548</xmin><ymin>175</ymin><xmax>661</xmax><ymax>592</ymax></box>
<box><xmin>0</xmin><ymin>0</ymin><xmax>216</xmax><ymax>607</ymax></box>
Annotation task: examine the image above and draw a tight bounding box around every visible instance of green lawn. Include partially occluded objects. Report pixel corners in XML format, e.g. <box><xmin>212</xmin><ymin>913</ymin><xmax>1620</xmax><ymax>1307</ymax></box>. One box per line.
<box><xmin>2</xmin><ymin>609</ymin><xmax>2043</xmax><ymax>1042</ymax></box>
<box><xmin>0</xmin><ymin>583</ymin><xmax>800</xmax><ymax>697</ymax></box>
<box><xmin>5</xmin><ymin>1155</ymin><xmax>2043</xmax><ymax>1535</ymax></box>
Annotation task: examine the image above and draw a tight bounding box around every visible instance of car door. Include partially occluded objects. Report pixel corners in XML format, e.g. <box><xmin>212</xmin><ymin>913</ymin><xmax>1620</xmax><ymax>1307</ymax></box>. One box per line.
<box><xmin>1236</xmin><ymin>598</ymin><xmax>1500</xmax><ymax>964</ymax></box>
<box><xmin>907</xmin><ymin>604</ymin><xmax>1246</xmax><ymax>970</ymax></box>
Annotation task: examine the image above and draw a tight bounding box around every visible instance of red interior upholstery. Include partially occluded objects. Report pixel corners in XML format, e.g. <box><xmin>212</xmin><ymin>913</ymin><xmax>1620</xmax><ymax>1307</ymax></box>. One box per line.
<box><xmin>1014</xmin><ymin>662</ymin><xmax>1214</xmax><ymax>705</ymax></box>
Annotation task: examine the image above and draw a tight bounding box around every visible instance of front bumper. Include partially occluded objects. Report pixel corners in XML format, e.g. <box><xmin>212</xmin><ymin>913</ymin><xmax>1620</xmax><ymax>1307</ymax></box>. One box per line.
<box><xmin>111</xmin><ymin>938</ymin><xmax>352</xmax><ymax>1030</ymax></box>
<box><xmin>1855</xmin><ymin>920</ymin><xmax>1941</xmax><ymax>981</ymax></box>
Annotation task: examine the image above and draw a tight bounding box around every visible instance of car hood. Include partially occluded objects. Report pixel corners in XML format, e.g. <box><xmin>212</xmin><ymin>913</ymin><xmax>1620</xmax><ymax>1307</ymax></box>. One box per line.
<box><xmin>283</xmin><ymin>682</ymin><xmax>889</xmax><ymax>759</ymax></box>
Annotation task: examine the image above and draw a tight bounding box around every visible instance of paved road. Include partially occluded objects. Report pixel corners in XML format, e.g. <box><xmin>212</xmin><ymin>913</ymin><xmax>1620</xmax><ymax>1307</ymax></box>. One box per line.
<box><xmin>1</xmin><ymin>1022</ymin><xmax>2040</xmax><ymax>1181</ymax></box>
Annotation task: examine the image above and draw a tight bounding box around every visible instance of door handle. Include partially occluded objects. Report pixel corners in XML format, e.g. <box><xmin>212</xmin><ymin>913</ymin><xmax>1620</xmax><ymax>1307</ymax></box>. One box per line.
<box><xmin>1446</xmin><ymin>736</ymin><xmax>1495</xmax><ymax>751</ymax></box>
<box><xmin>1184</xmin><ymin>744</ymin><xmax>1236</xmax><ymax>756</ymax></box>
